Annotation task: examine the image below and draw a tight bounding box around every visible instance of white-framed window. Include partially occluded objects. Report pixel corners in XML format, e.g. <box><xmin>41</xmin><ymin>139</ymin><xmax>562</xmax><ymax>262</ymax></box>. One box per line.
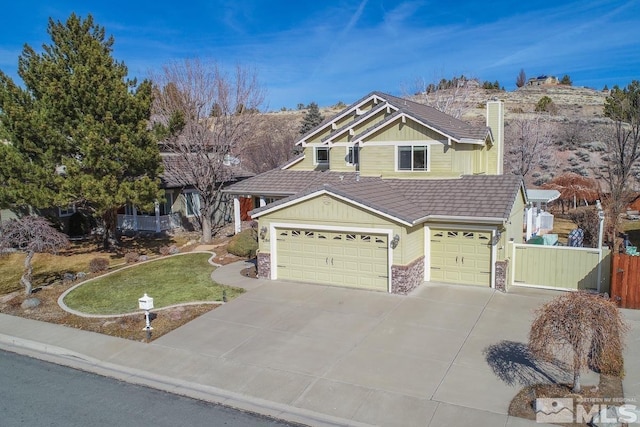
<box><xmin>314</xmin><ymin>147</ymin><xmax>329</xmax><ymax>165</ymax></box>
<box><xmin>397</xmin><ymin>145</ymin><xmax>429</xmax><ymax>171</ymax></box>
<box><xmin>183</xmin><ymin>192</ymin><xmax>201</xmax><ymax>217</ymax></box>
<box><xmin>161</xmin><ymin>192</ymin><xmax>174</xmax><ymax>216</ymax></box>
<box><xmin>58</xmin><ymin>204</ymin><xmax>76</xmax><ymax>217</ymax></box>
<box><xmin>346</xmin><ymin>145</ymin><xmax>359</xmax><ymax>165</ymax></box>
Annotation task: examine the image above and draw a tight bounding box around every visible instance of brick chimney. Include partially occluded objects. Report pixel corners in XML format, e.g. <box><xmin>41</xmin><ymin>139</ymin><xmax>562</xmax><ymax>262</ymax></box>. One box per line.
<box><xmin>486</xmin><ymin>99</ymin><xmax>504</xmax><ymax>175</ymax></box>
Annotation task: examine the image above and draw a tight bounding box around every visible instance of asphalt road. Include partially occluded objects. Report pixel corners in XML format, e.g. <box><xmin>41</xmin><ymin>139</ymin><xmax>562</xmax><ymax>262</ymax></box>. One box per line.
<box><xmin>0</xmin><ymin>349</ymin><xmax>303</xmax><ymax>427</ymax></box>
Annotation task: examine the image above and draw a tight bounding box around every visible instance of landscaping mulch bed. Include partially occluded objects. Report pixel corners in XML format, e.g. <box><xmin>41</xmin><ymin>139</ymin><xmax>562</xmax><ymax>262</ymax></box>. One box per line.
<box><xmin>509</xmin><ymin>375</ymin><xmax>625</xmax><ymax>426</ymax></box>
<box><xmin>0</xmin><ymin>279</ymin><xmax>219</xmax><ymax>342</ymax></box>
<box><xmin>0</xmin><ymin>228</ymin><xmax>252</xmax><ymax>342</ymax></box>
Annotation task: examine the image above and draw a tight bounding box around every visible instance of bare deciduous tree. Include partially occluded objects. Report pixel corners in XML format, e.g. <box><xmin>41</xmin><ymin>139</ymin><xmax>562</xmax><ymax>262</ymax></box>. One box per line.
<box><xmin>516</xmin><ymin>69</ymin><xmax>527</xmax><ymax>88</ymax></box>
<box><xmin>240</xmin><ymin>115</ymin><xmax>299</xmax><ymax>173</ymax></box>
<box><xmin>0</xmin><ymin>216</ymin><xmax>69</xmax><ymax>295</ymax></box>
<box><xmin>403</xmin><ymin>75</ymin><xmax>475</xmax><ymax>119</ymax></box>
<box><xmin>541</xmin><ymin>173</ymin><xmax>600</xmax><ymax>213</ymax></box>
<box><xmin>598</xmin><ymin>81</ymin><xmax>640</xmax><ymax>250</ymax></box>
<box><xmin>529</xmin><ymin>292</ymin><xmax>628</xmax><ymax>393</ymax></box>
<box><xmin>505</xmin><ymin>114</ymin><xmax>556</xmax><ymax>178</ymax></box>
<box><xmin>152</xmin><ymin>59</ymin><xmax>265</xmax><ymax>243</ymax></box>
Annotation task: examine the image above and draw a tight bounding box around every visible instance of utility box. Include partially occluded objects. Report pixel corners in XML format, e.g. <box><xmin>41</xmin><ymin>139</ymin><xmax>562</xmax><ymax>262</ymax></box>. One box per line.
<box><xmin>138</xmin><ymin>293</ymin><xmax>154</xmax><ymax>310</ymax></box>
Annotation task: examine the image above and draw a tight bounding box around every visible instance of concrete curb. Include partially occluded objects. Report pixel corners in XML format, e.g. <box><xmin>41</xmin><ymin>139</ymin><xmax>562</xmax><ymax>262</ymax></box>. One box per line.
<box><xmin>0</xmin><ymin>333</ymin><xmax>370</xmax><ymax>427</ymax></box>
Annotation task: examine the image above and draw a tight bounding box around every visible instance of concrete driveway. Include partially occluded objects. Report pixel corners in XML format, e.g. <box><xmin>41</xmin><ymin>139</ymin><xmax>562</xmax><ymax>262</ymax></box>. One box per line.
<box><xmin>149</xmin><ymin>267</ymin><xmax>576</xmax><ymax>426</ymax></box>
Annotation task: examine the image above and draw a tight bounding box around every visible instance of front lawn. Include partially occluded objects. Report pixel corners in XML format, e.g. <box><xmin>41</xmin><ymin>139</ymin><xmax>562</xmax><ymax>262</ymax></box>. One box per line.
<box><xmin>63</xmin><ymin>253</ymin><xmax>244</xmax><ymax>315</ymax></box>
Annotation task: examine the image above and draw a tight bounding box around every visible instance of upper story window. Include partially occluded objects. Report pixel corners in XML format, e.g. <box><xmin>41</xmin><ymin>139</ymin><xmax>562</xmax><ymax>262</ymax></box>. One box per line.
<box><xmin>347</xmin><ymin>146</ymin><xmax>359</xmax><ymax>165</ymax></box>
<box><xmin>314</xmin><ymin>147</ymin><xmax>329</xmax><ymax>165</ymax></box>
<box><xmin>397</xmin><ymin>145</ymin><xmax>429</xmax><ymax>171</ymax></box>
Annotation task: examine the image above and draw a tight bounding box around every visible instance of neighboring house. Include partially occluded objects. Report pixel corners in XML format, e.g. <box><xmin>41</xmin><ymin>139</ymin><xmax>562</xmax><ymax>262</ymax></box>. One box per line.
<box><xmin>527</xmin><ymin>75</ymin><xmax>559</xmax><ymax>86</ymax></box>
<box><xmin>117</xmin><ymin>154</ymin><xmax>255</xmax><ymax>233</ymax></box>
<box><xmin>223</xmin><ymin>91</ymin><xmax>527</xmax><ymax>294</ymax></box>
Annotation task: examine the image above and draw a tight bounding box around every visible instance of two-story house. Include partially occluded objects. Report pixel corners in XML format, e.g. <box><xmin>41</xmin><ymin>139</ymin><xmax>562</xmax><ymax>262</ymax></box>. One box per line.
<box><xmin>223</xmin><ymin>92</ymin><xmax>526</xmax><ymax>294</ymax></box>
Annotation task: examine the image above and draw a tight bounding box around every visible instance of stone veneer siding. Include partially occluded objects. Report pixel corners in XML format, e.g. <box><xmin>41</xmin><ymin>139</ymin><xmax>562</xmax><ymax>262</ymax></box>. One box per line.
<box><xmin>257</xmin><ymin>252</ymin><xmax>271</xmax><ymax>279</ymax></box>
<box><xmin>494</xmin><ymin>260</ymin><xmax>508</xmax><ymax>292</ymax></box>
<box><xmin>391</xmin><ymin>256</ymin><xmax>425</xmax><ymax>295</ymax></box>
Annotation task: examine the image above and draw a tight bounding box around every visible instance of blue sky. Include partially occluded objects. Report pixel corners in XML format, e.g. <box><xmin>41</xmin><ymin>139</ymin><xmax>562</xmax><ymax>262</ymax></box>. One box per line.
<box><xmin>1</xmin><ymin>1</ymin><xmax>638</xmax><ymax>110</ymax></box>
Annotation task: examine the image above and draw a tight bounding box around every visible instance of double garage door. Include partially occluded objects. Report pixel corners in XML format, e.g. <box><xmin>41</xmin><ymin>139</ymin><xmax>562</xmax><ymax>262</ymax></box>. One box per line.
<box><xmin>275</xmin><ymin>228</ymin><xmax>389</xmax><ymax>292</ymax></box>
<box><xmin>430</xmin><ymin>229</ymin><xmax>492</xmax><ymax>286</ymax></box>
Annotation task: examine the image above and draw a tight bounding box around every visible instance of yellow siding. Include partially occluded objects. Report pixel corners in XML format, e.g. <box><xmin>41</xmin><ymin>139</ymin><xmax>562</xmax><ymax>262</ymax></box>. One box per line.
<box><xmin>305</xmin><ymin>127</ymin><xmax>333</xmax><ymax>144</ymax></box>
<box><xmin>257</xmin><ymin>194</ymin><xmax>406</xmax><ymax>264</ymax></box>
<box><xmin>366</xmin><ymin>120</ymin><xmax>443</xmax><ymax>142</ymax></box>
<box><xmin>286</xmin><ymin>154</ymin><xmax>314</xmax><ymax>170</ymax></box>
<box><xmin>486</xmin><ymin>101</ymin><xmax>504</xmax><ymax>175</ymax></box>
<box><xmin>487</xmin><ymin>140</ymin><xmax>498</xmax><ymax>174</ymax></box>
<box><xmin>399</xmin><ymin>224</ymin><xmax>424</xmax><ymax>265</ymax></box>
<box><xmin>359</xmin><ymin>144</ymin><xmax>461</xmax><ymax>178</ymax></box>
<box><xmin>360</xmin><ymin>145</ymin><xmax>395</xmax><ymax>176</ymax></box>
<box><xmin>499</xmin><ymin>188</ymin><xmax>526</xmax><ymax>261</ymax></box>
<box><xmin>329</xmin><ymin>147</ymin><xmax>356</xmax><ymax>172</ymax></box>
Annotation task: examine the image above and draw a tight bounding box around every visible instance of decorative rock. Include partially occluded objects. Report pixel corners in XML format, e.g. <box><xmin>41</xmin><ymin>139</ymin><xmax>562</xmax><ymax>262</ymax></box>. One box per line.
<box><xmin>21</xmin><ymin>298</ymin><xmax>41</xmax><ymax>309</ymax></box>
<box><xmin>139</xmin><ymin>255</ymin><xmax>149</xmax><ymax>262</ymax></box>
<box><xmin>75</xmin><ymin>272</ymin><xmax>87</xmax><ymax>279</ymax></box>
<box><xmin>169</xmin><ymin>310</ymin><xmax>182</xmax><ymax>321</ymax></box>
<box><xmin>63</xmin><ymin>272</ymin><xmax>76</xmax><ymax>282</ymax></box>
<box><xmin>169</xmin><ymin>245</ymin><xmax>180</xmax><ymax>255</ymax></box>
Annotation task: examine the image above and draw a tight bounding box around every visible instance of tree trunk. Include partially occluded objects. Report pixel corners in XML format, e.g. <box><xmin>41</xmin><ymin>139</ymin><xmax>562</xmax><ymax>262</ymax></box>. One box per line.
<box><xmin>573</xmin><ymin>353</ymin><xmax>582</xmax><ymax>393</ymax></box>
<box><xmin>201</xmin><ymin>215</ymin><xmax>213</xmax><ymax>244</ymax></box>
<box><xmin>102</xmin><ymin>208</ymin><xmax>120</xmax><ymax>250</ymax></box>
<box><xmin>21</xmin><ymin>251</ymin><xmax>34</xmax><ymax>295</ymax></box>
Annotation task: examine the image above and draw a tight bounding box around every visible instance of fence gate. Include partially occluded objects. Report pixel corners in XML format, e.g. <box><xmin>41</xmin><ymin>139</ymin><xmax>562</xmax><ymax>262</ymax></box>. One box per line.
<box><xmin>510</xmin><ymin>243</ymin><xmax>611</xmax><ymax>292</ymax></box>
<box><xmin>611</xmin><ymin>254</ymin><xmax>640</xmax><ymax>309</ymax></box>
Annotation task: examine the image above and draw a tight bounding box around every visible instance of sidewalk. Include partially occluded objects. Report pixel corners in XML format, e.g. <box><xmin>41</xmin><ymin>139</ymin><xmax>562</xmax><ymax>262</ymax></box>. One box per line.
<box><xmin>0</xmin><ymin>261</ymin><xmax>638</xmax><ymax>426</ymax></box>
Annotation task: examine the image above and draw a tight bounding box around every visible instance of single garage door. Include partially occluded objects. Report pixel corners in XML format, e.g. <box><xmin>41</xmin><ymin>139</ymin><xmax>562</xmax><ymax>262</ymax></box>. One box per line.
<box><xmin>430</xmin><ymin>229</ymin><xmax>492</xmax><ymax>286</ymax></box>
<box><xmin>276</xmin><ymin>228</ymin><xmax>388</xmax><ymax>291</ymax></box>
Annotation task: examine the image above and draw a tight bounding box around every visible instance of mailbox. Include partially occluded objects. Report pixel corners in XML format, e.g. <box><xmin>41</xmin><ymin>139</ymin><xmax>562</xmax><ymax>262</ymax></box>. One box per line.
<box><xmin>138</xmin><ymin>293</ymin><xmax>154</xmax><ymax>311</ymax></box>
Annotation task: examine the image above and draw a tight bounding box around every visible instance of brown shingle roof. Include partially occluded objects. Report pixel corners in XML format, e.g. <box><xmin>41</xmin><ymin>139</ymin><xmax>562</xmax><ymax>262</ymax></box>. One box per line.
<box><xmin>299</xmin><ymin>91</ymin><xmax>490</xmax><ymax>145</ymax></box>
<box><xmin>160</xmin><ymin>154</ymin><xmax>254</xmax><ymax>189</ymax></box>
<box><xmin>229</xmin><ymin>169</ymin><xmax>524</xmax><ymax>224</ymax></box>
<box><xmin>376</xmin><ymin>92</ymin><xmax>490</xmax><ymax>142</ymax></box>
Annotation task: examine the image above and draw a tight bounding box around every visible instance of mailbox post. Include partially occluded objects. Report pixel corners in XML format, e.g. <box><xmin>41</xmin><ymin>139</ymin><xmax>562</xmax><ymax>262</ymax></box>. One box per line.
<box><xmin>138</xmin><ymin>293</ymin><xmax>154</xmax><ymax>340</ymax></box>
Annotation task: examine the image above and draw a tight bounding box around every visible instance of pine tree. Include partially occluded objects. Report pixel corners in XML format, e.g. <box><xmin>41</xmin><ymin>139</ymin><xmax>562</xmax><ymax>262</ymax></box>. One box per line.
<box><xmin>0</xmin><ymin>14</ymin><xmax>162</xmax><ymax>249</ymax></box>
<box><xmin>299</xmin><ymin>102</ymin><xmax>324</xmax><ymax>135</ymax></box>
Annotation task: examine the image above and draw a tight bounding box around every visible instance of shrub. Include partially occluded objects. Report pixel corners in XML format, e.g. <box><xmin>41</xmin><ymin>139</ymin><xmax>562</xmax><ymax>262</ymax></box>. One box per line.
<box><xmin>595</xmin><ymin>344</ymin><xmax>625</xmax><ymax>377</ymax></box>
<box><xmin>227</xmin><ymin>229</ymin><xmax>258</xmax><ymax>257</ymax></box>
<box><xmin>124</xmin><ymin>252</ymin><xmax>140</xmax><ymax>264</ymax></box>
<box><xmin>89</xmin><ymin>257</ymin><xmax>109</xmax><ymax>273</ymax></box>
<box><xmin>535</xmin><ymin>96</ymin><xmax>558</xmax><ymax>114</ymax></box>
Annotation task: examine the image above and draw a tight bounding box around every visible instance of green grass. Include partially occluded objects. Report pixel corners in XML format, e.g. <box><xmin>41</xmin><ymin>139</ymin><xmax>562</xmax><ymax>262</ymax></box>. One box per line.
<box><xmin>0</xmin><ymin>234</ymin><xmax>193</xmax><ymax>295</ymax></box>
<box><xmin>63</xmin><ymin>253</ymin><xmax>244</xmax><ymax>315</ymax></box>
